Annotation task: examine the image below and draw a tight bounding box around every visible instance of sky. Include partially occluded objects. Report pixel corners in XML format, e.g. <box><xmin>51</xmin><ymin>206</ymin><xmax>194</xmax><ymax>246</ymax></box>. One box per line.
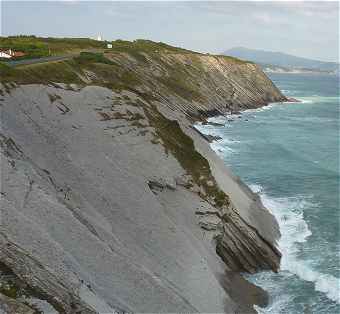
<box><xmin>1</xmin><ymin>1</ymin><xmax>339</xmax><ymax>62</ymax></box>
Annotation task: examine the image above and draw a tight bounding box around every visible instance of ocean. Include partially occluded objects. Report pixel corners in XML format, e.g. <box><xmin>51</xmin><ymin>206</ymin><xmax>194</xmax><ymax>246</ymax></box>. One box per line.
<box><xmin>197</xmin><ymin>73</ymin><xmax>339</xmax><ymax>313</ymax></box>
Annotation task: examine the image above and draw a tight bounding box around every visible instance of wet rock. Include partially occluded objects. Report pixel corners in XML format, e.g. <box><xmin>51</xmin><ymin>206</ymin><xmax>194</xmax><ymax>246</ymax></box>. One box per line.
<box><xmin>287</xmin><ymin>97</ymin><xmax>301</xmax><ymax>102</ymax></box>
<box><xmin>216</xmin><ymin>208</ymin><xmax>281</xmax><ymax>274</ymax></box>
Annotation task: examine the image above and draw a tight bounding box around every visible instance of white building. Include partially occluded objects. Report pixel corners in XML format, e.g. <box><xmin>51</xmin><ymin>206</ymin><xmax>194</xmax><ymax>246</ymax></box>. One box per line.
<box><xmin>0</xmin><ymin>50</ymin><xmax>13</xmax><ymax>59</ymax></box>
<box><xmin>97</xmin><ymin>35</ymin><xmax>103</xmax><ymax>41</ymax></box>
<box><xmin>107</xmin><ymin>43</ymin><xmax>113</xmax><ymax>49</ymax></box>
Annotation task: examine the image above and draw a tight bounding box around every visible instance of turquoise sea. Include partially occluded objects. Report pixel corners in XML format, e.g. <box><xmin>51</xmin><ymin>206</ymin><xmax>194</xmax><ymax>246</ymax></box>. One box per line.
<box><xmin>197</xmin><ymin>73</ymin><xmax>339</xmax><ymax>313</ymax></box>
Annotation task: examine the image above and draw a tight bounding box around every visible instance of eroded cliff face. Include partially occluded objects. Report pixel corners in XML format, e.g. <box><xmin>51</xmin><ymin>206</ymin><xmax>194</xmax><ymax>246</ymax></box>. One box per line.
<box><xmin>0</xmin><ymin>48</ymin><xmax>283</xmax><ymax>313</ymax></box>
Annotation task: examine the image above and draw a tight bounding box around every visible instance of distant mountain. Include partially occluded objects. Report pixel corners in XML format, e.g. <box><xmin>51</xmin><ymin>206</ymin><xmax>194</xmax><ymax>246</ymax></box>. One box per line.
<box><xmin>223</xmin><ymin>47</ymin><xmax>339</xmax><ymax>74</ymax></box>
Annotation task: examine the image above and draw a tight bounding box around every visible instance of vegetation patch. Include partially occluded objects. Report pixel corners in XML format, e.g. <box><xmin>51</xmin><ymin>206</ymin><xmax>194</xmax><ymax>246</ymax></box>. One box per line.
<box><xmin>74</xmin><ymin>52</ymin><xmax>114</xmax><ymax>65</ymax></box>
<box><xmin>110</xmin><ymin>39</ymin><xmax>200</xmax><ymax>55</ymax></box>
<box><xmin>146</xmin><ymin>105</ymin><xmax>229</xmax><ymax>208</ymax></box>
<box><xmin>0</xmin><ymin>62</ymin><xmax>14</xmax><ymax>76</ymax></box>
<box><xmin>0</xmin><ymin>37</ymin><xmax>247</xmax><ymax>101</ymax></box>
<box><xmin>0</xmin><ymin>60</ymin><xmax>83</xmax><ymax>85</ymax></box>
<box><xmin>0</xmin><ymin>35</ymin><xmax>105</xmax><ymax>59</ymax></box>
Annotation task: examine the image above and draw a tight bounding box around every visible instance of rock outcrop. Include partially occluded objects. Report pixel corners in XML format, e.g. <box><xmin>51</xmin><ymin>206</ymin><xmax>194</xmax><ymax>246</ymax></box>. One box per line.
<box><xmin>0</xmin><ymin>43</ymin><xmax>284</xmax><ymax>313</ymax></box>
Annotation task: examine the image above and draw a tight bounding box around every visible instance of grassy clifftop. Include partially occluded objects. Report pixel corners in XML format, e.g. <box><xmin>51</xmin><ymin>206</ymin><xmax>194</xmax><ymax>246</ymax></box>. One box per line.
<box><xmin>0</xmin><ymin>36</ymin><xmax>246</xmax><ymax>60</ymax></box>
<box><xmin>0</xmin><ymin>36</ymin><xmax>104</xmax><ymax>58</ymax></box>
<box><xmin>0</xmin><ymin>37</ymin><xmax>248</xmax><ymax>85</ymax></box>
<box><xmin>0</xmin><ymin>36</ymin><xmax>192</xmax><ymax>55</ymax></box>
<box><xmin>0</xmin><ymin>38</ymin><xmax>284</xmax><ymax>115</ymax></box>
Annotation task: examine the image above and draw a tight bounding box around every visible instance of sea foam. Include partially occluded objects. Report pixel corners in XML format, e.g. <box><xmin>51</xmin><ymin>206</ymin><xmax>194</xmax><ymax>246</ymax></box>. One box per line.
<box><xmin>198</xmin><ymin>99</ymin><xmax>340</xmax><ymax>308</ymax></box>
<box><xmin>249</xmin><ymin>185</ymin><xmax>340</xmax><ymax>305</ymax></box>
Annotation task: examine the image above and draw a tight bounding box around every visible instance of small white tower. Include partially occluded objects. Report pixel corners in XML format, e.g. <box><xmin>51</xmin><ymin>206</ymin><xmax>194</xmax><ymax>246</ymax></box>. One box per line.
<box><xmin>97</xmin><ymin>35</ymin><xmax>103</xmax><ymax>41</ymax></box>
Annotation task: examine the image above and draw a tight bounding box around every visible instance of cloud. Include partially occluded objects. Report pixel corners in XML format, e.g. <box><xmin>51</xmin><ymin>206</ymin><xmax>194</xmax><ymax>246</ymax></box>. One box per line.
<box><xmin>252</xmin><ymin>12</ymin><xmax>274</xmax><ymax>25</ymax></box>
<box><xmin>269</xmin><ymin>1</ymin><xmax>339</xmax><ymax>19</ymax></box>
<box><xmin>2</xmin><ymin>0</ymin><xmax>338</xmax><ymax>61</ymax></box>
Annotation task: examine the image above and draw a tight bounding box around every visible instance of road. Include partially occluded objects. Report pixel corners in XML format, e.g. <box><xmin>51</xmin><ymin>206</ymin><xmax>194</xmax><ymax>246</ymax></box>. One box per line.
<box><xmin>4</xmin><ymin>54</ymin><xmax>77</xmax><ymax>67</ymax></box>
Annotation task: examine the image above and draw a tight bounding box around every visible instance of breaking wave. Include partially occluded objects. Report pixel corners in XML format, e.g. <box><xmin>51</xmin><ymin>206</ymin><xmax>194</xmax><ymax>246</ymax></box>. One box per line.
<box><xmin>249</xmin><ymin>185</ymin><xmax>340</xmax><ymax>306</ymax></box>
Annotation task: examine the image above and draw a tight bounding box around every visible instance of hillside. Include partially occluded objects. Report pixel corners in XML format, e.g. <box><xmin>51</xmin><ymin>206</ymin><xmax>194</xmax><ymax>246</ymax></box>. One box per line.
<box><xmin>224</xmin><ymin>47</ymin><xmax>339</xmax><ymax>74</ymax></box>
<box><xmin>1</xmin><ymin>39</ymin><xmax>284</xmax><ymax>313</ymax></box>
<box><xmin>1</xmin><ymin>40</ymin><xmax>285</xmax><ymax>113</ymax></box>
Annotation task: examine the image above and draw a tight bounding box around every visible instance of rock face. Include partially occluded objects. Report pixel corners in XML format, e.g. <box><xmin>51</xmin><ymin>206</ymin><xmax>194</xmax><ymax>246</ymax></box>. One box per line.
<box><xmin>0</xmin><ymin>47</ymin><xmax>283</xmax><ymax>313</ymax></box>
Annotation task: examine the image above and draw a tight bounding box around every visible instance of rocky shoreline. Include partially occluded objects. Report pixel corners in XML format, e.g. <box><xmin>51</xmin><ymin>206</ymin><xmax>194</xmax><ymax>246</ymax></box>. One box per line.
<box><xmin>1</xmin><ymin>45</ymin><xmax>286</xmax><ymax>313</ymax></box>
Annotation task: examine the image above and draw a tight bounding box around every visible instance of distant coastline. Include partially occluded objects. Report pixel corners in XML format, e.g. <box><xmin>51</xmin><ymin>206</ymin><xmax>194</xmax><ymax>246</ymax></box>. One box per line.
<box><xmin>263</xmin><ymin>67</ymin><xmax>339</xmax><ymax>75</ymax></box>
<box><xmin>223</xmin><ymin>47</ymin><xmax>339</xmax><ymax>76</ymax></box>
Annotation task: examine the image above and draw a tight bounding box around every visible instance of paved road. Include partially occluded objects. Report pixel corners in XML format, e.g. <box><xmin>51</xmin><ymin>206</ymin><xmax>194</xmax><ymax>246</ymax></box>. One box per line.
<box><xmin>4</xmin><ymin>54</ymin><xmax>77</xmax><ymax>67</ymax></box>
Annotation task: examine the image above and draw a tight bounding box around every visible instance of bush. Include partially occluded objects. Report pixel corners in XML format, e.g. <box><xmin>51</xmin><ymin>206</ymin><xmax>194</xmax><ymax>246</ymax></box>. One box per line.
<box><xmin>74</xmin><ymin>52</ymin><xmax>114</xmax><ymax>65</ymax></box>
<box><xmin>0</xmin><ymin>62</ymin><xmax>14</xmax><ymax>75</ymax></box>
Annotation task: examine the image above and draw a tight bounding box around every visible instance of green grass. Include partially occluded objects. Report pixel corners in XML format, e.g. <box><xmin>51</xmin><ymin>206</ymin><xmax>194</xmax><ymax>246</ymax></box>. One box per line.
<box><xmin>0</xmin><ymin>60</ymin><xmax>83</xmax><ymax>85</ymax></box>
<box><xmin>107</xmin><ymin>39</ymin><xmax>202</xmax><ymax>63</ymax></box>
<box><xmin>0</xmin><ymin>35</ymin><xmax>105</xmax><ymax>59</ymax></box>
<box><xmin>0</xmin><ymin>62</ymin><xmax>14</xmax><ymax>76</ymax></box>
<box><xmin>0</xmin><ymin>58</ymin><xmax>145</xmax><ymax>95</ymax></box>
<box><xmin>0</xmin><ymin>51</ymin><xmax>116</xmax><ymax>85</ymax></box>
<box><xmin>0</xmin><ymin>35</ymin><xmax>248</xmax><ymax>67</ymax></box>
<box><xmin>110</xmin><ymin>39</ymin><xmax>199</xmax><ymax>55</ymax></box>
<box><xmin>0</xmin><ymin>36</ymin><xmax>204</xmax><ymax>61</ymax></box>
<box><xmin>0</xmin><ymin>36</ymin><xmax>49</xmax><ymax>59</ymax></box>
<box><xmin>74</xmin><ymin>52</ymin><xmax>114</xmax><ymax>65</ymax></box>
<box><xmin>0</xmin><ymin>50</ymin><xmax>221</xmax><ymax>104</ymax></box>
<box><xmin>0</xmin><ymin>282</ymin><xmax>18</xmax><ymax>299</ymax></box>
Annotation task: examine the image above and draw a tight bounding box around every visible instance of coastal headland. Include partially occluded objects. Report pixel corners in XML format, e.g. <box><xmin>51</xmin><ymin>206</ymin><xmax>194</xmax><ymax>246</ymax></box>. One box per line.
<box><xmin>0</xmin><ymin>38</ymin><xmax>286</xmax><ymax>313</ymax></box>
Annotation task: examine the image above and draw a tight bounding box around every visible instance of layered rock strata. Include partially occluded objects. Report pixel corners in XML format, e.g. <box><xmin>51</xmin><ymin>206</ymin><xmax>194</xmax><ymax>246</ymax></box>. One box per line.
<box><xmin>0</xmin><ymin>46</ymin><xmax>284</xmax><ymax>313</ymax></box>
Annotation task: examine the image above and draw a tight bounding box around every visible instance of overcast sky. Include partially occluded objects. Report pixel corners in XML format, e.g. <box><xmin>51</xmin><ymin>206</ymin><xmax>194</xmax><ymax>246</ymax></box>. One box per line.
<box><xmin>1</xmin><ymin>1</ymin><xmax>339</xmax><ymax>62</ymax></box>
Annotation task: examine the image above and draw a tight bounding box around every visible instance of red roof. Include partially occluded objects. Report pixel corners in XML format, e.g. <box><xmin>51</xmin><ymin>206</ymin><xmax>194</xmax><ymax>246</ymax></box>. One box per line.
<box><xmin>12</xmin><ymin>51</ymin><xmax>25</xmax><ymax>57</ymax></box>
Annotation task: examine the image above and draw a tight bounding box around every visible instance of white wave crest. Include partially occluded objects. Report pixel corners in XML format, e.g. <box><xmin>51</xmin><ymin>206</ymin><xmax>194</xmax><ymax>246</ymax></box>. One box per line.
<box><xmin>249</xmin><ymin>185</ymin><xmax>340</xmax><ymax>305</ymax></box>
<box><xmin>299</xmin><ymin>99</ymin><xmax>313</xmax><ymax>104</ymax></box>
<box><xmin>286</xmin><ymin>260</ymin><xmax>340</xmax><ymax>303</ymax></box>
<box><xmin>254</xmin><ymin>294</ymin><xmax>293</xmax><ymax>314</ymax></box>
<box><xmin>195</xmin><ymin>123</ymin><xmax>241</xmax><ymax>157</ymax></box>
<box><xmin>297</xmin><ymin>95</ymin><xmax>339</xmax><ymax>104</ymax></box>
<box><xmin>211</xmin><ymin>140</ymin><xmax>235</xmax><ymax>156</ymax></box>
<box><xmin>243</xmin><ymin>104</ymin><xmax>275</xmax><ymax>113</ymax></box>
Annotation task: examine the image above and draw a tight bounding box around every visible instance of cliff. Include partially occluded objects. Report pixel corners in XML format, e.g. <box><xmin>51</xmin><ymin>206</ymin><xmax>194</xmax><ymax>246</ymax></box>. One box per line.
<box><xmin>0</xmin><ymin>40</ymin><xmax>284</xmax><ymax>313</ymax></box>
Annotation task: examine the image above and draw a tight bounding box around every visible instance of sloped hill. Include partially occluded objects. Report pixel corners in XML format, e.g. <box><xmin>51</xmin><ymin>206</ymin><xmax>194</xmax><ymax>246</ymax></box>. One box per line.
<box><xmin>224</xmin><ymin>47</ymin><xmax>338</xmax><ymax>72</ymax></box>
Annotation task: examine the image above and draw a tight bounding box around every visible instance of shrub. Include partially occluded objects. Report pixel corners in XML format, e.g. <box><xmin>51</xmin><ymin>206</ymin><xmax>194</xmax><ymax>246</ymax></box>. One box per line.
<box><xmin>74</xmin><ymin>52</ymin><xmax>114</xmax><ymax>65</ymax></box>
